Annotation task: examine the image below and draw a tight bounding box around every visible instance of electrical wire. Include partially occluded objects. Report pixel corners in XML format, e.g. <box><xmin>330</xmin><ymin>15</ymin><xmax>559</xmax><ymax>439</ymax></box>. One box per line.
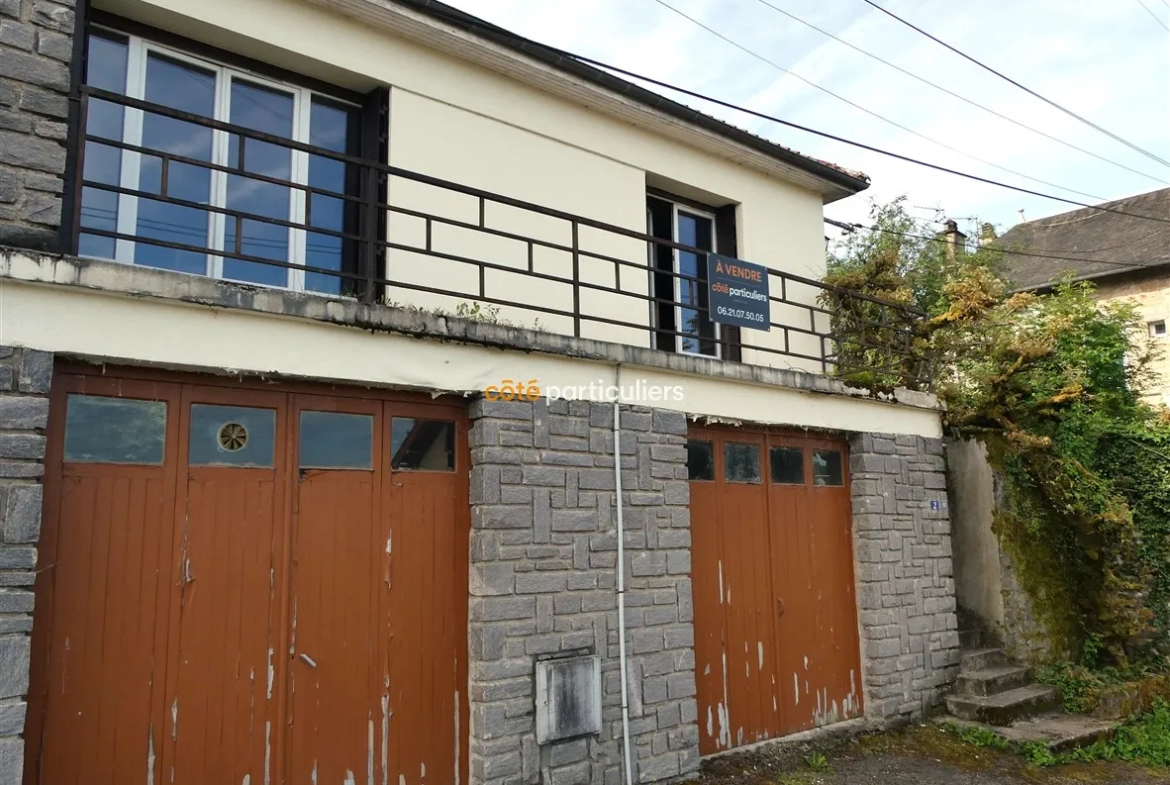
<box><xmin>409</xmin><ymin>0</ymin><xmax>1170</xmax><ymax>226</ymax></box>
<box><xmin>651</xmin><ymin>0</ymin><xmax>1114</xmax><ymax>202</ymax></box>
<box><xmin>1134</xmin><ymin>0</ymin><xmax>1170</xmax><ymax>31</ymax></box>
<box><xmin>746</xmin><ymin>0</ymin><xmax>1165</xmax><ymax>185</ymax></box>
<box><xmin>823</xmin><ymin>216</ymin><xmax>1169</xmax><ymax>271</ymax></box>
<box><xmin>859</xmin><ymin>0</ymin><xmax>1170</xmax><ymax>168</ymax></box>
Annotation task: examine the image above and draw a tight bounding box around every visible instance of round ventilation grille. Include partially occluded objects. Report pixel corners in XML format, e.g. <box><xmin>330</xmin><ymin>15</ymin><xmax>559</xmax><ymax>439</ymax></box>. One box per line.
<box><xmin>218</xmin><ymin>422</ymin><xmax>248</xmax><ymax>452</ymax></box>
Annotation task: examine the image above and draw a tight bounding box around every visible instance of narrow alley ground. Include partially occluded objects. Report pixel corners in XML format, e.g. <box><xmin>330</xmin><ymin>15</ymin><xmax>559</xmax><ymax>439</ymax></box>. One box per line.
<box><xmin>685</xmin><ymin>725</ymin><xmax>1169</xmax><ymax>785</ymax></box>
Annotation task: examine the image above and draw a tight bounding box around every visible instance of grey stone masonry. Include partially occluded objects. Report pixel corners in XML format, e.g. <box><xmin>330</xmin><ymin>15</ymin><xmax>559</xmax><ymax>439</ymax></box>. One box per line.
<box><xmin>849</xmin><ymin>433</ymin><xmax>960</xmax><ymax>723</ymax></box>
<box><xmin>0</xmin><ymin>0</ymin><xmax>77</xmax><ymax>251</ymax></box>
<box><xmin>0</xmin><ymin>346</ymin><xmax>52</xmax><ymax>785</ymax></box>
<box><xmin>468</xmin><ymin>399</ymin><xmax>698</xmax><ymax>785</ymax></box>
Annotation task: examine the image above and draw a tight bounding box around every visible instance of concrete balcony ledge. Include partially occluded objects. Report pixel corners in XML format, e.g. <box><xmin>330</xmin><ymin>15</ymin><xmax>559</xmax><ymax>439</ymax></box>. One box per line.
<box><xmin>0</xmin><ymin>247</ymin><xmax>942</xmax><ymax>417</ymax></box>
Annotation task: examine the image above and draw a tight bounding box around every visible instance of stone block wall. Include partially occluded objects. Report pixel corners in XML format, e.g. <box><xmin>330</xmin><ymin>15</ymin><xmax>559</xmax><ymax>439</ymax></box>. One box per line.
<box><xmin>0</xmin><ymin>346</ymin><xmax>52</xmax><ymax>784</ymax></box>
<box><xmin>0</xmin><ymin>0</ymin><xmax>77</xmax><ymax>251</ymax></box>
<box><xmin>468</xmin><ymin>398</ymin><xmax>699</xmax><ymax>785</ymax></box>
<box><xmin>849</xmin><ymin>433</ymin><xmax>960</xmax><ymax>722</ymax></box>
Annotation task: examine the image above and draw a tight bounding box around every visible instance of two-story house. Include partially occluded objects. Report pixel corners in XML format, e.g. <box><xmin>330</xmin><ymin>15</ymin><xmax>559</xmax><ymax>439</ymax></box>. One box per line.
<box><xmin>0</xmin><ymin>1</ymin><xmax>959</xmax><ymax>783</ymax></box>
<box><xmin>996</xmin><ymin>187</ymin><xmax>1170</xmax><ymax>407</ymax></box>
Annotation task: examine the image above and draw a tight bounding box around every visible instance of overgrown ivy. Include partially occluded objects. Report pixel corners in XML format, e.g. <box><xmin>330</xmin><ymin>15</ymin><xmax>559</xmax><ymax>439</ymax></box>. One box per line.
<box><xmin>823</xmin><ymin>197</ymin><xmax>1170</xmax><ymax>665</ymax></box>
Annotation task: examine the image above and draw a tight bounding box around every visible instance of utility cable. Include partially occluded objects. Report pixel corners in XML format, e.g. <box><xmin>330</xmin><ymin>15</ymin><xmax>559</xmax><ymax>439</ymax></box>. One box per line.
<box><xmin>859</xmin><ymin>0</ymin><xmax>1170</xmax><ymax>168</ymax></box>
<box><xmin>747</xmin><ymin>0</ymin><xmax>1165</xmax><ymax>185</ymax></box>
<box><xmin>651</xmin><ymin>0</ymin><xmax>1111</xmax><ymax>201</ymax></box>
<box><xmin>1134</xmin><ymin>0</ymin><xmax>1170</xmax><ymax>31</ymax></box>
<box><xmin>402</xmin><ymin>1</ymin><xmax>1170</xmax><ymax>225</ymax></box>
<box><xmin>823</xmin><ymin>216</ymin><xmax>1169</xmax><ymax>271</ymax></box>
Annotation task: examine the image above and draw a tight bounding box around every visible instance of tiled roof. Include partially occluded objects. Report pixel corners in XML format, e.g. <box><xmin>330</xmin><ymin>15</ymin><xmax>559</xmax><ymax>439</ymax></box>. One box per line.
<box><xmin>996</xmin><ymin>188</ymin><xmax>1170</xmax><ymax>290</ymax></box>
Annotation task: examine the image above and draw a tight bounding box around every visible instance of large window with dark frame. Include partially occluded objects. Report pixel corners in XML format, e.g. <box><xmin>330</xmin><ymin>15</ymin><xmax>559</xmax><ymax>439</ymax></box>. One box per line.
<box><xmin>78</xmin><ymin>27</ymin><xmax>362</xmax><ymax>295</ymax></box>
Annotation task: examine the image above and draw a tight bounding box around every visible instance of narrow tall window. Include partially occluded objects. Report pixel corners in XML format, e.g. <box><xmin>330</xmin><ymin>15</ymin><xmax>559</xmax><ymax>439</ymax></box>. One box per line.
<box><xmin>78</xmin><ymin>30</ymin><xmax>361</xmax><ymax>295</ymax></box>
<box><xmin>647</xmin><ymin>195</ymin><xmax>718</xmax><ymax>356</ymax></box>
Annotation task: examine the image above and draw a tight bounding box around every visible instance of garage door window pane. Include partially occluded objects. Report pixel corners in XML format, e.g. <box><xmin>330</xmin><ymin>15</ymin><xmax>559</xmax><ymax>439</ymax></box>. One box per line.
<box><xmin>724</xmin><ymin>443</ymin><xmax>760</xmax><ymax>484</ymax></box>
<box><xmin>189</xmin><ymin>404</ymin><xmax>276</xmax><ymax>467</ymax></box>
<box><xmin>300</xmin><ymin>411</ymin><xmax>373</xmax><ymax>469</ymax></box>
<box><xmin>64</xmin><ymin>394</ymin><xmax>166</xmax><ymax>464</ymax></box>
<box><xmin>770</xmin><ymin>447</ymin><xmax>804</xmax><ymax>485</ymax></box>
<box><xmin>812</xmin><ymin>450</ymin><xmax>844</xmax><ymax>486</ymax></box>
<box><xmin>686</xmin><ymin>440</ymin><xmax>714</xmax><ymax>480</ymax></box>
<box><xmin>391</xmin><ymin>418</ymin><xmax>454</xmax><ymax>471</ymax></box>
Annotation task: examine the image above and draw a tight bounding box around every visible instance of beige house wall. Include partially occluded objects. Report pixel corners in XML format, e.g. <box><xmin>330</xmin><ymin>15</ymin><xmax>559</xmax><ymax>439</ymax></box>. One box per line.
<box><xmin>1095</xmin><ymin>270</ymin><xmax>1170</xmax><ymax>406</ymax></box>
<box><xmin>97</xmin><ymin>0</ymin><xmax>839</xmax><ymax>372</ymax></box>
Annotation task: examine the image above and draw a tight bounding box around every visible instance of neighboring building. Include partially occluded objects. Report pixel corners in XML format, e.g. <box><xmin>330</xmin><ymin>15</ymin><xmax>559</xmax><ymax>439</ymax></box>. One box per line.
<box><xmin>0</xmin><ymin>1</ymin><xmax>959</xmax><ymax>784</ymax></box>
<box><xmin>997</xmin><ymin>188</ymin><xmax>1170</xmax><ymax>406</ymax></box>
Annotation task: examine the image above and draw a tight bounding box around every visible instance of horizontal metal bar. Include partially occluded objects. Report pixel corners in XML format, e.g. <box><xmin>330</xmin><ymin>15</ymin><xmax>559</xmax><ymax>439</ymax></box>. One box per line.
<box><xmin>81</xmin><ymin>88</ymin><xmax>925</xmax><ymax>318</ymax></box>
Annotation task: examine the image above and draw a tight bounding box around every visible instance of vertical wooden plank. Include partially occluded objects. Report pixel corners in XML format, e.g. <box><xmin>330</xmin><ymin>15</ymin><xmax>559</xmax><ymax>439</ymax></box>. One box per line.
<box><xmin>28</xmin><ymin>376</ymin><xmax>180</xmax><ymax>785</ymax></box>
<box><xmin>287</xmin><ymin>395</ymin><xmax>381</xmax><ymax>784</ymax></box>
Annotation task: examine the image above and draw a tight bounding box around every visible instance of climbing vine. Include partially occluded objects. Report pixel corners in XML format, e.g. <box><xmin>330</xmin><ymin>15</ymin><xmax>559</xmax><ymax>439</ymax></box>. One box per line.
<box><xmin>823</xmin><ymin>197</ymin><xmax>1170</xmax><ymax>665</ymax></box>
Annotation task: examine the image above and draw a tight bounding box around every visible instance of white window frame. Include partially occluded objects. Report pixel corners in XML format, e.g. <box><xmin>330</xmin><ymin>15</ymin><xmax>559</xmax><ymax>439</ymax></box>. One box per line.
<box><xmin>668</xmin><ymin>202</ymin><xmax>720</xmax><ymax>358</ymax></box>
<box><xmin>95</xmin><ymin>28</ymin><xmax>355</xmax><ymax>292</ymax></box>
<box><xmin>1150</xmin><ymin>319</ymin><xmax>1167</xmax><ymax>338</ymax></box>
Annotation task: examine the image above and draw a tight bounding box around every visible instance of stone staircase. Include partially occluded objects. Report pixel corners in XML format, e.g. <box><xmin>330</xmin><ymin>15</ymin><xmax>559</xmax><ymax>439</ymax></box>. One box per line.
<box><xmin>946</xmin><ymin>647</ymin><xmax>1061</xmax><ymax>725</ymax></box>
<box><xmin>943</xmin><ymin>632</ymin><xmax>1115</xmax><ymax>752</ymax></box>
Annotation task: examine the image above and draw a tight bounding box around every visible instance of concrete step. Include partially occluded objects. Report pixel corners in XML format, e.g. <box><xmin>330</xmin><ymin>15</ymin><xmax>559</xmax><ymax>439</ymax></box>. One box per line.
<box><xmin>960</xmin><ymin>647</ymin><xmax>1008</xmax><ymax>672</ymax></box>
<box><xmin>946</xmin><ymin>684</ymin><xmax>1061</xmax><ymax>726</ymax></box>
<box><xmin>940</xmin><ymin>714</ymin><xmax>1116</xmax><ymax>754</ymax></box>
<box><xmin>954</xmin><ymin>664</ymin><xmax>1031</xmax><ymax>698</ymax></box>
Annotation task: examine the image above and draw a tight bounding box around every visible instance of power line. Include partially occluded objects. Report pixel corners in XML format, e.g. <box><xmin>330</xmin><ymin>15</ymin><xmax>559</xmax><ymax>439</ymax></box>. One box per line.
<box><xmin>746</xmin><ymin>0</ymin><xmax>1165</xmax><ymax>185</ymax></box>
<box><xmin>651</xmin><ymin>0</ymin><xmax>1112</xmax><ymax>201</ymax></box>
<box><xmin>1134</xmin><ymin>0</ymin><xmax>1170</xmax><ymax>31</ymax></box>
<box><xmin>398</xmin><ymin>2</ymin><xmax>1170</xmax><ymax>226</ymax></box>
<box><xmin>823</xmin><ymin>216</ymin><xmax>1169</xmax><ymax>271</ymax></box>
<box><xmin>859</xmin><ymin>0</ymin><xmax>1170</xmax><ymax>168</ymax></box>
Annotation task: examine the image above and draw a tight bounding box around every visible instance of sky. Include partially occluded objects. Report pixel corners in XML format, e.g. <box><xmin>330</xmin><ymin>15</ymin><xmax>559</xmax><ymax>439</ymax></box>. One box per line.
<box><xmin>441</xmin><ymin>0</ymin><xmax>1170</xmax><ymax>241</ymax></box>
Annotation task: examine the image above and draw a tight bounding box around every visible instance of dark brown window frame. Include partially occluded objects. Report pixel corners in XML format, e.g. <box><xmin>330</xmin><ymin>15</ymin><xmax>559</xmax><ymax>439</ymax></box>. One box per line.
<box><xmin>63</xmin><ymin>2</ymin><xmax>388</xmax><ymax>282</ymax></box>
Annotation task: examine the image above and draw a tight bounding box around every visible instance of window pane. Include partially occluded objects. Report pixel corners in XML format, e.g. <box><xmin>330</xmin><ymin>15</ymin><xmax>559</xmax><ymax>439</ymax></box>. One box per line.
<box><xmin>676</xmin><ymin>212</ymin><xmax>716</xmax><ymax>356</ymax></box>
<box><xmin>299</xmin><ymin>411</ymin><xmax>373</xmax><ymax>469</ymax></box>
<box><xmin>812</xmin><ymin>450</ymin><xmax>844</xmax><ymax>487</ymax></box>
<box><xmin>391</xmin><ymin>418</ymin><xmax>455</xmax><ymax>471</ymax></box>
<box><xmin>189</xmin><ymin>404</ymin><xmax>276</xmax><ymax>467</ymax></box>
<box><xmin>770</xmin><ymin>447</ymin><xmax>804</xmax><ymax>485</ymax></box>
<box><xmin>64</xmin><ymin>395</ymin><xmax>166</xmax><ymax>464</ymax></box>
<box><xmin>80</xmin><ymin>33</ymin><xmax>129</xmax><ymax>260</ymax></box>
<box><xmin>686</xmin><ymin>440</ymin><xmax>714</xmax><ymax>480</ymax></box>
<box><xmin>135</xmin><ymin>53</ymin><xmax>215</xmax><ymax>275</ymax></box>
<box><xmin>724</xmin><ymin>442</ymin><xmax>760</xmax><ymax>483</ymax></box>
<box><xmin>223</xmin><ymin>79</ymin><xmax>295</xmax><ymax>287</ymax></box>
<box><xmin>305</xmin><ymin>98</ymin><xmax>359</xmax><ymax>296</ymax></box>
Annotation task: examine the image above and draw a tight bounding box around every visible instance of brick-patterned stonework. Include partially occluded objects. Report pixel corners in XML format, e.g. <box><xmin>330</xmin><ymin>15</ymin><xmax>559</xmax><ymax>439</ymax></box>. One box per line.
<box><xmin>0</xmin><ymin>346</ymin><xmax>52</xmax><ymax>784</ymax></box>
<box><xmin>468</xmin><ymin>398</ymin><xmax>699</xmax><ymax>785</ymax></box>
<box><xmin>0</xmin><ymin>0</ymin><xmax>77</xmax><ymax>251</ymax></box>
<box><xmin>849</xmin><ymin>433</ymin><xmax>960</xmax><ymax>722</ymax></box>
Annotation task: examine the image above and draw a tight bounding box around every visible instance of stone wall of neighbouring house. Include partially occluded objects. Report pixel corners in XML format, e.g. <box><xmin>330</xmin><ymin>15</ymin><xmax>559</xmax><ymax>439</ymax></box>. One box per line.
<box><xmin>468</xmin><ymin>398</ymin><xmax>699</xmax><ymax>785</ymax></box>
<box><xmin>0</xmin><ymin>0</ymin><xmax>77</xmax><ymax>251</ymax></box>
<box><xmin>0</xmin><ymin>346</ymin><xmax>52</xmax><ymax>784</ymax></box>
<box><xmin>850</xmin><ymin>433</ymin><xmax>960</xmax><ymax>722</ymax></box>
<box><xmin>946</xmin><ymin>437</ymin><xmax>1063</xmax><ymax>665</ymax></box>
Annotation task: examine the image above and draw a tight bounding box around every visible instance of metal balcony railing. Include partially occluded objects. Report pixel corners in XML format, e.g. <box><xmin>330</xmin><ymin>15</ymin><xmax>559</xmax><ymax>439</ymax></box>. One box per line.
<box><xmin>68</xmin><ymin>86</ymin><xmax>931</xmax><ymax>390</ymax></box>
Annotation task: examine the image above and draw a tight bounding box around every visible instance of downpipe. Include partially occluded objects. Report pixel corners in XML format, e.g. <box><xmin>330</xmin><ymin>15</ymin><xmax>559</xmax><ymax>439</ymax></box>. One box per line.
<box><xmin>613</xmin><ymin>400</ymin><xmax>635</xmax><ymax>785</ymax></box>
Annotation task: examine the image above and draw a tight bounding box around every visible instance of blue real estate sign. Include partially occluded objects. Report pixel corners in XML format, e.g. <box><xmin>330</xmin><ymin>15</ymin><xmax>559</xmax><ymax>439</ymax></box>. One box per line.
<box><xmin>707</xmin><ymin>253</ymin><xmax>770</xmax><ymax>331</ymax></box>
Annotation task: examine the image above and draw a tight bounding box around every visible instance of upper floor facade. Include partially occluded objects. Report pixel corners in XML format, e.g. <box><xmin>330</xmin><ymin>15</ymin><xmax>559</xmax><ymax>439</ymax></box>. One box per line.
<box><xmin>1</xmin><ymin>0</ymin><xmax>937</xmax><ymax>386</ymax></box>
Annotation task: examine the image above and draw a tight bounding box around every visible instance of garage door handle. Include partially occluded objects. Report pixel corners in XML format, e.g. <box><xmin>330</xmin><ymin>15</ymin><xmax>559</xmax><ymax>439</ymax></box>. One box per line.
<box><xmin>776</xmin><ymin>598</ymin><xmax>785</xmax><ymax>617</ymax></box>
<box><xmin>300</xmin><ymin>653</ymin><xmax>318</xmax><ymax>668</ymax></box>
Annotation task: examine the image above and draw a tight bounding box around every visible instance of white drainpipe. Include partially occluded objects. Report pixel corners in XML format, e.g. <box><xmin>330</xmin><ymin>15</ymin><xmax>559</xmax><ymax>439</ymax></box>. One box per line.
<box><xmin>613</xmin><ymin>399</ymin><xmax>634</xmax><ymax>785</ymax></box>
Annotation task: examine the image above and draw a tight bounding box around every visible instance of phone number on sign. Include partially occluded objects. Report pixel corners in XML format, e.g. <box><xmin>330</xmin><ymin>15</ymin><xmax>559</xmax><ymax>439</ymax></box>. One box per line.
<box><xmin>716</xmin><ymin>306</ymin><xmax>767</xmax><ymax>323</ymax></box>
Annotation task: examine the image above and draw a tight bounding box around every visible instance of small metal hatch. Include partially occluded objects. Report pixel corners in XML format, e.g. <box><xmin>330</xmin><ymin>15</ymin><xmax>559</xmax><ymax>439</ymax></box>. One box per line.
<box><xmin>534</xmin><ymin>654</ymin><xmax>602</xmax><ymax>744</ymax></box>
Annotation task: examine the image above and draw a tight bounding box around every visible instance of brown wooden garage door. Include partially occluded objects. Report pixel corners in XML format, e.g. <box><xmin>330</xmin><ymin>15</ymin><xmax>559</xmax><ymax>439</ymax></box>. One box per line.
<box><xmin>689</xmin><ymin>426</ymin><xmax>862</xmax><ymax>754</ymax></box>
<box><xmin>25</xmin><ymin>368</ymin><xmax>469</xmax><ymax>785</ymax></box>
